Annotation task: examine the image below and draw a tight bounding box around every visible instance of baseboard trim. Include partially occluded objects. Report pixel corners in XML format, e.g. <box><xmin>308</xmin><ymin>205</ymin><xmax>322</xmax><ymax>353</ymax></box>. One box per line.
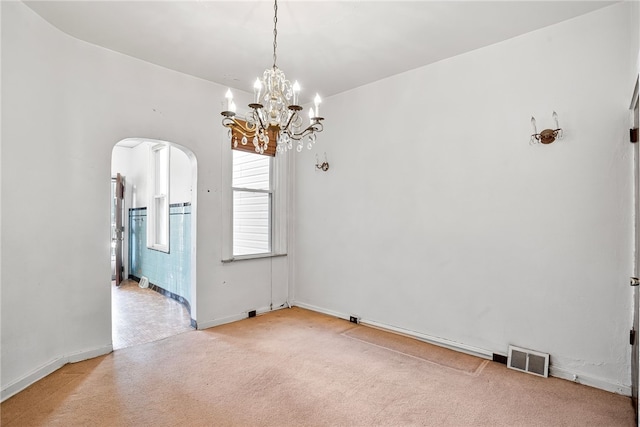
<box><xmin>549</xmin><ymin>365</ymin><xmax>631</xmax><ymax>396</ymax></box>
<box><xmin>361</xmin><ymin>320</ymin><xmax>493</xmax><ymax>360</ymax></box>
<box><xmin>1</xmin><ymin>344</ymin><xmax>112</xmax><ymax>402</ymax></box>
<box><xmin>293</xmin><ymin>301</ymin><xmax>492</xmax><ymax>360</ymax></box>
<box><xmin>196</xmin><ymin>303</ymin><xmax>289</xmax><ymax>330</ymax></box>
<box><xmin>197</xmin><ymin>312</ymin><xmax>248</xmax><ymax>330</ymax></box>
<box><xmin>1</xmin><ymin>358</ymin><xmax>66</xmax><ymax>403</ymax></box>
<box><xmin>67</xmin><ymin>344</ymin><xmax>112</xmax><ymax>363</ymax></box>
<box><xmin>292</xmin><ymin>301</ymin><xmax>631</xmax><ymax>395</ymax></box>
<box><xmin>293</xmin><ymin>301</ymin><xmax>352</xmax><ymax>322</ymax></box>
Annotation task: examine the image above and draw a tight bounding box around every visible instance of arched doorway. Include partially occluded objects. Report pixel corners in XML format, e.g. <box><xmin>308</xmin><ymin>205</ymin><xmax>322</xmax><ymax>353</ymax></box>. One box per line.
<box><xmin>110</xmin><ymin>138</ymin><xmax>198</xmax><ymax>349</ymax></box>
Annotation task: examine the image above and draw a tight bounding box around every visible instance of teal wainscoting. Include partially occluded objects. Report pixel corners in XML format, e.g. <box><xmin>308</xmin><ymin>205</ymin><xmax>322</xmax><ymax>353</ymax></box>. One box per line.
<box><xmin>129</xmin><ymin>204</ymin><xmax>192</xmax><ymax>311</ymax></box>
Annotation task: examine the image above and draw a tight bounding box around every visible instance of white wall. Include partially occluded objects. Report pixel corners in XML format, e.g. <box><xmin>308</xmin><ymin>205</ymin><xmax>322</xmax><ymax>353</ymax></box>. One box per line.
<box><xmin>170</xmin><ymin>145</ymin><xmax>193</xmax><ymax>204</ymax></box>
<box><xmin>633</xmin><ymin>0</ymin><xmax>640</xmax><ymax>79</ymax></box>
<box><xmin>1</xmin><ymin>1</ymin><xmax>289</xmax><ymax>399</ymax></box>
<box><xmin>293</xmin><ymin>3</ymin><xmax>635</xmax><ymax>393</ymax></box>
<box><xmin>112</xmin><ymin>143</ymin><xmax>193</xmax><ymax>207</ymax></box>
<box><xmin>113</xmin><ymin>143</ymin><xmax>148</xmax><ymax>210</ymax></box>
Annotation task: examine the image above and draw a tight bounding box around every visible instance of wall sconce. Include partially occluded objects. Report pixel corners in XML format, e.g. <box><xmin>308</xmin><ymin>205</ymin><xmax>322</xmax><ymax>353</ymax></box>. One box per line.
<box><xmin>530</xmin><ymin>111</ymin><xmax>563</xmax><ymax>145</ymax></box>
<box><xmin>315</xmin><ymin>153</ymin><xmax>329</xmax><ymax>171</ymax></box>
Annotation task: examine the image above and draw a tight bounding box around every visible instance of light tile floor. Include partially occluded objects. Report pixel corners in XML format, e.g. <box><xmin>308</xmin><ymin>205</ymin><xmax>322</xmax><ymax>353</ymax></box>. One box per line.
<box><xmin>112</xmin><ymin>279</ymin><xmax>193</xmax><ymax>350</ymax></box>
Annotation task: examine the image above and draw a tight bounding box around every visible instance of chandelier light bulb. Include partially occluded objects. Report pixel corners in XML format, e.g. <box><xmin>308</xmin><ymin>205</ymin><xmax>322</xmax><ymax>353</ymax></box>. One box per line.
<box><xmin>253</xmin><ymin>78</ymin><xmax>262</xmax><ymax>103</ymax></box>
<box><xmin>314</xmin><ymin>93</ymin><xmax>322</xmax><ymax>117</ymax></box>
<box><xmin>225</xmin><ymin>89</ymin><xmax>233</xmax><ymax>111</ymax></box>
<box><xmin>229</xmin><ymin>101</ymin><xmax>237</xmax><ymax>113</ymax></box>
<box><xmin>292</xmin><ymin>81</ymin><xmax>301</xmax><ymax>105</ymax></box>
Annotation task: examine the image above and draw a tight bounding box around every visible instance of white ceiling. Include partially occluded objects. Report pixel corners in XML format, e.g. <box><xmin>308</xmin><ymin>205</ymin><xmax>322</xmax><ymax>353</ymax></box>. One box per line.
<box><xmin>25</xmin><ymin>1</ymin><xmax>616</xmax><ymax>103</ymax></box>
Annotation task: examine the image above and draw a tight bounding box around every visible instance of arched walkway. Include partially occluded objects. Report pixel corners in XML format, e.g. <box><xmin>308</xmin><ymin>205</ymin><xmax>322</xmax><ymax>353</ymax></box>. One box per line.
<box><xmin>110</xmin><ymin>138</ymin><xmax>198</xmax><ymax>348</ymax></box>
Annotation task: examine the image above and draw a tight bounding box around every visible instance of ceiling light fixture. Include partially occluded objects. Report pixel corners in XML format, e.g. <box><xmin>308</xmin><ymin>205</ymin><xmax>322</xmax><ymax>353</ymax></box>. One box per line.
<box><xmin>221</xmin><ymin>0</ymin><xmax>324</xmax><ymax>155</ymax></box>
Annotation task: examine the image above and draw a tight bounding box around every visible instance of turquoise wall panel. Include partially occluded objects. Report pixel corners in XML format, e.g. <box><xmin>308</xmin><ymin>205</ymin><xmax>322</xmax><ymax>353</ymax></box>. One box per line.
<box><xmin>129</xmin><ymin>204</ymin><xmax>191</xmax><ymax>307</ymax></box>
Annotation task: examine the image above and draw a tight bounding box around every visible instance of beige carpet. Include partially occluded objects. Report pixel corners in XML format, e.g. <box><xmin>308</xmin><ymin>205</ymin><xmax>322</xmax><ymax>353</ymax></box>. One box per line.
<box><xmin>1</xmin><ymin>307</ymin><xmax>634</xmax><ymax>426</ymax></box>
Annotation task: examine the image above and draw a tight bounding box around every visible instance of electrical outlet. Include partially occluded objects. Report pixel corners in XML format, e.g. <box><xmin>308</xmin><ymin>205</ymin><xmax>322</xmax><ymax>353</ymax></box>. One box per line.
<box><xmin>349</xmin><ymin>316</ymin><xmax>359</xmax><ymax>324</ymax></box>
<box><xmin>492</xmin><ymin>353</ymin><xmax>508</xmax><ymax>365</ymax></box>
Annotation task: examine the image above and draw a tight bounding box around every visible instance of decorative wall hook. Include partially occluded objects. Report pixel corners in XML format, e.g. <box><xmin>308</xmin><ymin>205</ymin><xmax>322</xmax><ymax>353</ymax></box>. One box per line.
<box><xmin>530</xmin><ymin>111</ymin><xmax>563</xmax><ymax>145</ymax></box>
<box><xmin>315</xmin><ymin>153</ymin><xmax>329</xmax><ymax>171</ymax></box>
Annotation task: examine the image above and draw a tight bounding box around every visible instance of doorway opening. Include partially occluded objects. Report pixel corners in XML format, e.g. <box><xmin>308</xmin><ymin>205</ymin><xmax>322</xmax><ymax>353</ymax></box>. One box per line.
<box><xmin>110</xmin><ymin>138</ymin><xmax>198</xmax><ymax>350</ymax></box>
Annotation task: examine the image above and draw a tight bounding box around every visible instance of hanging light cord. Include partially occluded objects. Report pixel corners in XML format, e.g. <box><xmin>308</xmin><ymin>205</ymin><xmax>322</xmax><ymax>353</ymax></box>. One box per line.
<box><xmin>272</xmin><ymin>0</ymin><xmax>278</xmax><ymax>69</ymax></box>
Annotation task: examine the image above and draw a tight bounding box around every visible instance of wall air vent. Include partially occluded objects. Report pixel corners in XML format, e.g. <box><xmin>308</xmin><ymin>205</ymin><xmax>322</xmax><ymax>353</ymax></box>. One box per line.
<box><xmin>507</xmin><ymin>345</ymin><xmax>549</xmax><ymax>378</ymax></box>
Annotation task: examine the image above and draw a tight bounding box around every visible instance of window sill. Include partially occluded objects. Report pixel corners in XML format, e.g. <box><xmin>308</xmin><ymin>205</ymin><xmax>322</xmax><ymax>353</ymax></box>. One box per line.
<box><xmin>147</xmin><ymin>245</ymin><xmax>169</xmax><ymax>254</ymax></box>
<box><xmin>221</xmin><ymin>253</ymin><xmax>287</xmax><ymax>263</ymax></box>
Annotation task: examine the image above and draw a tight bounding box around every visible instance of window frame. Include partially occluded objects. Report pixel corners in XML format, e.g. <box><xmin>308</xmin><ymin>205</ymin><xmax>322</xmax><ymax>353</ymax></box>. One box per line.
<box><xmin>147</xmin><ymin>143</ymin><xmax>170</xmax><ymax>253</ymax></box>
<box><xmin>231</xmin><ymin>150</ymin><xmax>274</xmax><ymax>258</ymax></box>
<box><xmin>221</xmin><ymin>125</ymin><xmax>289</xmax><ymax>263</ymax></box>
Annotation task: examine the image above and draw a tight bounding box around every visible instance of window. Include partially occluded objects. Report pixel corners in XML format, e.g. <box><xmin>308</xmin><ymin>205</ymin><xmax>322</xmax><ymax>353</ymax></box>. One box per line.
<box><xmin>148</xmin><ymin>144</ymin><xmax>170</xmax><ymax>252</ymax></box>
<box><xmin>232</xmin><ymin>150</ymin><xmax>272</xmax><ymax>256</ymax></box>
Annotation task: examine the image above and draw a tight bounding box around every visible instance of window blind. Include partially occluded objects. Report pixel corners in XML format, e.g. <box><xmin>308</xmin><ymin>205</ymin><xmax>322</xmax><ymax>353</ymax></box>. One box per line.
<box><xmin>231</xmin><ymin>119</ymin><xmax>278</xmax><ymax>157</ymax></box>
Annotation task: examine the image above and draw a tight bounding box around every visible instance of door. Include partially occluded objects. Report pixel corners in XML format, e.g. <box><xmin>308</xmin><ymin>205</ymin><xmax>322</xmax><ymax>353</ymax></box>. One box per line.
<box><xmin>113</xmin><ymin>173</ymin><xmax>125</xmax><ymax>286</ymax></box>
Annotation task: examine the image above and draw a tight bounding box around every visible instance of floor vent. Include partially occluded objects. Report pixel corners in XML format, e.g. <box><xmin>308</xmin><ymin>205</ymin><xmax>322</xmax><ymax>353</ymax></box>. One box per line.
<box><xmin>507</xmin><ymin>345</ymin><xmax>549</xmax><ymax>377</ymax></box>
<box><xmin>138</xmin><ymin>276</ymin><xmax>149</xmax><ymax>289</ymax></box>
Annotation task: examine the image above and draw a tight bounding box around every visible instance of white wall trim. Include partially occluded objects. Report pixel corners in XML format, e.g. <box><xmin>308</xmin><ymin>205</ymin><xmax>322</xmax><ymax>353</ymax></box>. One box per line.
<box><xmin>293</xmin><ymin>301</ymin><xmax>632</xmax><ymax>395</ymax></box>
<box><xmin>196</xmin><ymin>304</ymin><xmax>289</xmax><ymax>330</ymax></box>
<box><xmin>197</xmin><ymin>313</ymin><xmax>248</xmax><ymax>330</ymax></box>
<box><xmin>66</xmin><ymin>345</ymin><xmax>113</xmax><ymax>363</ymax></box>
<box><xmin>1</xmin><ymin>358</ymin><xmax>66</xmax><ymax>402</ymax></box>
<box><xmin>549</xmin><ymin>365</ymin><xmax>632</xmax><ymax>396</ymax></box>
<box><xmin>293</xmin><ymin>301</ymin><xmax>492</xmax><ymax>360</ymax></box>
<box><xmin>1</xmin><ymin>344</ymin><xmax>112</xmax><ymax>402</ymax></box>
<box><xmin>361</xmin><ymin>319</ymin><xmax>493</xmax><ymax>361</ymax></box>
<box><xmin>293</xmin><ymin>301</ymin><xmax>353</xmax><ymax>322</ymax></box>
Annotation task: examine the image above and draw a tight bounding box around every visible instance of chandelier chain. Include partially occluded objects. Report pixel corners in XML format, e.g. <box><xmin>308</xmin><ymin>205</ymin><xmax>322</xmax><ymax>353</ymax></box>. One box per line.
<box><xmin>272</xmin><ymin>0</ymin><xmax>278</xmax><ymax>68</ymax></box>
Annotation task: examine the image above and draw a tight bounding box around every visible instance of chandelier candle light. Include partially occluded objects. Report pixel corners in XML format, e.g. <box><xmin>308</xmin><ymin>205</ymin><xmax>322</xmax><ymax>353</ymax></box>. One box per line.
<box><xmin>221</xmin><ymin>0</ymin><xmax>324</xmax><ymax>154</ymax></box>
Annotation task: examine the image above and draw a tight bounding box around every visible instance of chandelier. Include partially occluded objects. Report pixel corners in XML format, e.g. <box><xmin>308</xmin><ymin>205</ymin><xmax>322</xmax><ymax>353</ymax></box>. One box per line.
<box><xmin>221</xmin><ymin>0</ymin><xmax>324</xmax><ymax>155</ymax></box>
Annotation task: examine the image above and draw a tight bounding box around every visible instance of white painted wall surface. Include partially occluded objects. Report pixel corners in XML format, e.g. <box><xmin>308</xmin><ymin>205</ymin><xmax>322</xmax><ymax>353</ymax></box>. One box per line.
<box><xmin>111</xmin><ymin>146</ymin><xmax>132</xmax><ymax>178</ymax></box>
<box><xmin>123</xmin><ymin>143</ymin><xmax>149</xmax><ymax>209</ymax></box>
<box><xmin>170</xmin><ymin>145</ymin><xmax>193</xmax><ymax>204</ymax></box>
<box><xmin>1</xmin><ymin>2</ymin><xmax>288</xmax><ymax>399</ymax></box>
<box><xmin>112</xmin><ymin>143</ymin><xmax>193</xmax><ymax>206</ymax></box>
<box><xmin>293</xmin><ymin>3</ymin><xmax>635</xmax><ymax>393</ymax></box>
<box><xmin>633</xmin><ymin>0</ymin><xmax>640</xmax><ymax>78</ymax></box>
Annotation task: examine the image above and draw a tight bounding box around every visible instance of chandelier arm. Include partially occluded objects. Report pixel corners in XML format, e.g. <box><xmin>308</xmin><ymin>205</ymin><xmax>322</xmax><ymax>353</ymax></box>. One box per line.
<box><xmin>222</xmin><ymin>116</ymin><xmax>258</xmax><ymax>138</ymax></box>
<box><xmin>306</xmin><ymin>122</ymin><xmax>323</xmax><ymax>136</ymax></box>
<box><xmin>287</xmin><ymin>121</ymin><xmax>324</xmax><ymax>141</ymax></box>
<box><xmin>282</xmin><ymin>111</ymin><xmax>298</xmax><ymax>133</ymax></box>
<box><xmin>253</xmin><ymin>108</ymin><xmax>266</xmax><ymax>131</ymax></box>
